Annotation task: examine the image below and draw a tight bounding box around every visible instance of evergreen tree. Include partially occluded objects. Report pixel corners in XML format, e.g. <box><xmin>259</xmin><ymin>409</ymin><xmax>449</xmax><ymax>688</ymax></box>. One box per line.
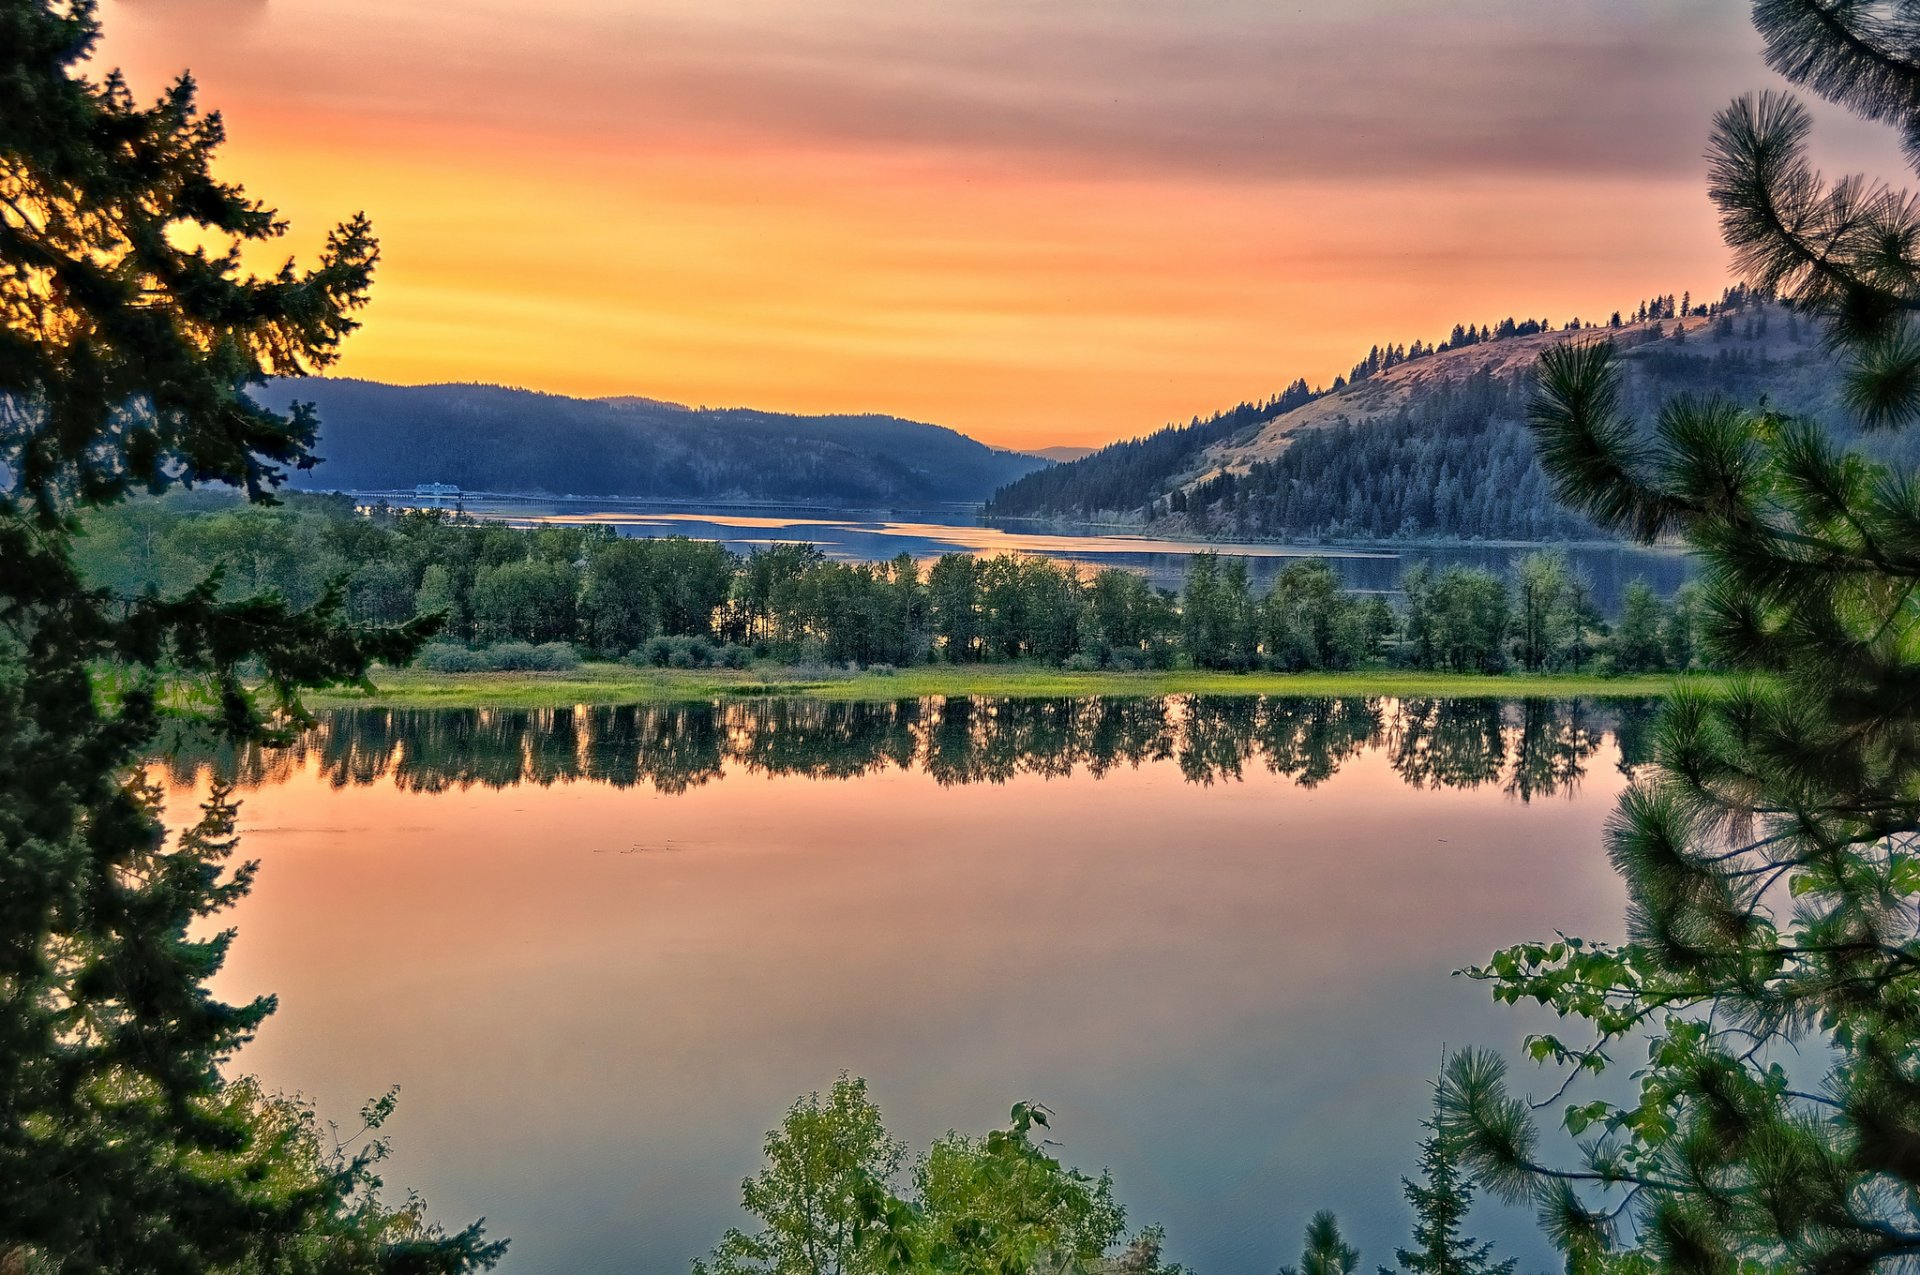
<box><xmin>1280</xmin><ymin>1212</ymin><xmax>1361</xmax><ymax>1275</ymax></box>
<box><xmin>1381</xmin><ymin>1077</ymin><xmax>1514</xmax><ymax>1275</ymax></box>
<box><xmin>0</xmin><ymin>2</ymin><xmax>498</xmax><ymax>1267</ymax></box>
<box><xmin>1446</xmin><ymin>5</ymin><xmax>1920</xmax><ymax>1269</ymax></box>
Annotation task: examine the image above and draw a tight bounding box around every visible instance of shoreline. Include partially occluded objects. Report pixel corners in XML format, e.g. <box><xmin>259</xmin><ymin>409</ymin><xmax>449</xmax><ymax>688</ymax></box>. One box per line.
<box><xmin>303</xmin><ymin>662</ymin><xmax>1711</xmax><ymax>710</ymax></box>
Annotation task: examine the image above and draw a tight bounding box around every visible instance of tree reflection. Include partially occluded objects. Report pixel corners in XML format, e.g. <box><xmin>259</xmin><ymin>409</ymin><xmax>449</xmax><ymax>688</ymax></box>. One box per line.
<box><xmin>153</xmin><ymin>695</ymin><xmax>1656</xmax><ymax>802</ymax></box>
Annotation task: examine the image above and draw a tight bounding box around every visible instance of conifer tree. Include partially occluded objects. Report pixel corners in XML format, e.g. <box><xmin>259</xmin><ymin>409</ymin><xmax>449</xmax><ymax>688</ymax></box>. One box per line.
<box><xmin>1381</xmin><ymin>1075</ymin><xmax>1514</xmax><ymax>1275</ymax></box>
<box><xmin>1280</xmin><ymin>1212</ymin><xmax>1361</xmax><ymax>1275</ymax></box>
<box><xmin>0</xmin><ymin>1</ymin><xmax>495</xmax><ymax>1268</ymax></box>
<box><xmin>1444</xmin><ymin>3</ymin><xmax>1920</xmax><ymax>1271</ymax></box>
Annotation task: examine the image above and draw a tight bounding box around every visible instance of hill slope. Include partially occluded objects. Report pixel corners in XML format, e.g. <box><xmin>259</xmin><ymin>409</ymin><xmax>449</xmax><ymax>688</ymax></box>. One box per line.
<box><xmin>252</xmin><ymin>379</ymin><xmax>1046</xmax><ymax>506</ymax></box>
<box><xmin>987</xmin><ymin>300</ymin><xmax>1848</xmax><ymax>540</ymax></box>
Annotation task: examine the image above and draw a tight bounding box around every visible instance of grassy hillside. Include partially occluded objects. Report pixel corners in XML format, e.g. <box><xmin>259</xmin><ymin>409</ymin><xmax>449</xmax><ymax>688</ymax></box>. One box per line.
<box><xmin>254</xmin><ymin>378</ymin><xmax>1045</xmax><ymax>505</ymax></box>
<box><xmin>986</xmin><ymin>296</ymin><xmax>1858</xmax><ymax>541</ymax></box>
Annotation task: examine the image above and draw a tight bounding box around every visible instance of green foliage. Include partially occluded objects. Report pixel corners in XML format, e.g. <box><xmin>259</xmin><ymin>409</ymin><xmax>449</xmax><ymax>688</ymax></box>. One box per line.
<box><xmin>695</xmin><ymin>1076</ymin><xmax>906</xmax><ymax>1275</ymax></box>
<box><xmin>1449</xmin><ymin>9</ymin><xmax>1920</xmax><ymax>1269</ymax></box>
<box><xmin>1279</xmin><ymin>1212</ymin><xmax>1361</xmax><ymax>1275</ymax></box>
<box><xmin>1608</xmin><ymin>582</ymin><xmax>1666</xmax><ymax>675</ymax></box>
<box><xmin>1399</xmin><ymin>566</ymin><xmax>1511</xmax><ymax>673</ymax></box>
<box><xmin>416</xmin><ymin>640</ymin><xmax>578</xmax><ymax>673</ymax></box>
<box><xmin>1380</xmin><ymin>1079</ymin><xmax>1513</xmax><ymax>1275</ymax></box>
<box><xmin>0</xmin><ymin>3</ymin><xmax>495</xmax><ymax>1266</ymax></box>
<box><xmin>696</xmin><ymin>1079</ymin><xmax>1167</xmax><ymax>1275</ymax></box>
<box><xmin>76</xmin><ymin>496</ymin><xmax>1695</xmax><ymax>678</ymax></box>
<box><xmin>471</xmin><ymin>557</ymin><xmax>579</xmax><ymax>644</ymax></box>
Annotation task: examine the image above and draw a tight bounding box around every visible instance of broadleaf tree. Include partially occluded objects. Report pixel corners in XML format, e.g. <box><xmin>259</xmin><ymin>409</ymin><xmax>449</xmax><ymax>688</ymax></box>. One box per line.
<box><xmin>0</xmin><ymin>1</ymin><xmax>496</xmax><ymax>1269</ymax></box>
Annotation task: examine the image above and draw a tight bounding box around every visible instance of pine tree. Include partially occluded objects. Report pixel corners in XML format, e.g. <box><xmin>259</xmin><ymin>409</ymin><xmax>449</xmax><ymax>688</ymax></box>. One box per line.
<box><xmin>1444</xmin><ymin>3</ymin><xmax>1920</xmax><ymax>1270</ymax></box>
<box><xmin>1280</xmin><ymin>1212</ymin><xmax>1360</xmax><ymax>1275</ymax></box>
<box><xmin>1382</xmin><ymin>1077</ymin><xmax>1514</xmax><ymax>1275</ymax></box>
<box><xmin>0</xmin><ymin>2</ymin><xmax>497</xmax><ymax>1268</ymax></box>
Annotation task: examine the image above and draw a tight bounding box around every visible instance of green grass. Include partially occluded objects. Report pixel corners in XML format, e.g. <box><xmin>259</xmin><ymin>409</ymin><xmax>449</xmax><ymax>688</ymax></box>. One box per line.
<box><xmin>302</xmin><ymin>661</ymin><xmax>1711</xmax><ymax>709</ymax></box>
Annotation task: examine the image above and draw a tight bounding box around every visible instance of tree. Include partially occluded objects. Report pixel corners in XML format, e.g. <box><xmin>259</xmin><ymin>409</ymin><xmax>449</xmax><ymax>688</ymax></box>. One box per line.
<box><xmin>0</xmin><ymin>2</ymin><xmax>498</xmax><ymax>1267</ymax></box>
<box><xmin>1607</xmin><ymin>580</ymin><xmax>1667</xmax><ymax>674</ymax></box>
<box><xmin>581</xmin><ymin>537</ymin><xmax>663</xmax><ymax>653</ymax></box>
<box><xmin>1509</xmin><ymin>550</ymin><xmax>1572</xmax><ymax>672</ymax></box>
<box><xmin>698</xmin><ymin>1083</ymin><xmax>1158</xmax><ymax>1275</ymax></box>
<box><xmin>695</xmin><ymin>1075</ymin><xmax>906</xmax><ymax>1275</ymax></box>
<box><xmin>1401</xmin><ymin>566</ymin><xmax>1509</xmax><ymax>673</ymax></box>
<box><xmin>1381</xmin><ymin>1072</ymin><xmax>1513</xmax><ymax>1275</ymax></box>
<box><xmin>1445</xmin><ymin>7</ymin><xmax>1920</xmax><ymax>1269</ymax></box>
<box><xmin>1279</xmin><ymin>1212</ymin><xmax>1360</xmax><ymax>1275</ymax></box>
<box><xmin>1181</xmin><ymin>552</ymin><xmax>1255</xmax><ymax>670</ymax></box>
<box><xmin>470</xmin><ymin>556</ymin><xmax>579</xmax><ymax>644</ymax></box>
<box><xmin>927</xmin><ymin>553</ymin><xmax>983</xmax><ymax>661</ymax></box>
<box><xmin>914</xmin><ymin>1107</ymin><xmax>1126</xmax><ymax>1274</ymax></box>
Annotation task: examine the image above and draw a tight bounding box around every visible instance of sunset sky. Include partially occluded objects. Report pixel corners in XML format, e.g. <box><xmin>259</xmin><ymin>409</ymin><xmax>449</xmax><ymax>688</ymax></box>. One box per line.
<box><xmin>104</xmin><ymin>0</ymin><xmax>1907</xmax><ymax>449</ymax></box>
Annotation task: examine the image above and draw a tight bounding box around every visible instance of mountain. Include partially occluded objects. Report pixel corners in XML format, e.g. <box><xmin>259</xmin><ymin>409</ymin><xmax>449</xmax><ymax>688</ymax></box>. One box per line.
<box><xmin>1024</xmin><ymin>445</ymin><xmax>1097</xmax><ymax>463</ymax></box>
<box><xmin>986</xmin><ymin>297</ymin><xmax>1863</xmax><ymax>541</ymax></box>
<box><xmin>250</xmin><ymin>379</ymin><xmax>1046</xmax><ymax>506</ymax></box>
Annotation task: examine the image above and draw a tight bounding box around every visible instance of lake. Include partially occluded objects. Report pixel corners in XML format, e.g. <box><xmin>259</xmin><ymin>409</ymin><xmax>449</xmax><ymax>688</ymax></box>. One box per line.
<box><xmin>160</xmin><ymin>695</ymin><xmax>1649</xmax><ymax>1274</ymax></box>
<box><xmin>352</xmin><ymin>493</ymin><xmax>1694</xmax><ymax>611</ymax></box>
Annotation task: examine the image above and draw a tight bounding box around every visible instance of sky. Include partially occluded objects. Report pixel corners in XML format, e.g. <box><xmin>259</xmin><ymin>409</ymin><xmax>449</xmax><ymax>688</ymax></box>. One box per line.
<box><xmin>102</xmin><ymin>0</ymin><xmax>1911</xmax><ymax>449</ymax></box>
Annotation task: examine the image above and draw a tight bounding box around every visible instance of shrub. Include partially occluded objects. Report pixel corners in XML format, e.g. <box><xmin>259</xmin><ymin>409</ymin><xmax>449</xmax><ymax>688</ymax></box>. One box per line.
<box><xmin>487</xmin><ymin>641</ymin><xmax>539</xmax><ymax>670</ymax></box>
<box><xmin>1061</xmin><ymin>653</ymin><xmax>1099</xmax><ymax>672</ymax></box>
<box><xmin>417</xmin><ymin>643</ymin><xmax>484</xmax><ymax>673</ymax></box>
<box><xmin>529</xmin><ymin>642</ymin><xmax>579</xmax><ymax>671</ymax></box>
<box><xmin>633</xmin><ymin>636</ymin><xmax>675</xmax><ymax>667</ymax></box>
<box><xmin>415</xmin><ymin>641</ymin><xmax>578</xmax><ymax>673</ymax></box>
<box><xmin>626</xmin><ymin>634</ymin><xmax>737</xmax><ymax>669</ymax></box>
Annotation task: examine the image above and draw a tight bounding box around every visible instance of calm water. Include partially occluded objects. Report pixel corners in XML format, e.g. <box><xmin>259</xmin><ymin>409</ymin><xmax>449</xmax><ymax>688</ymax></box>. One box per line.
<box><xmin>357</xmin><ymin>494</ymin><xmax>1694</xmax><ymax>609</ymax></box>
<box><xmin>162</xmin><ymin>696</ymin><xmax>1649</xmax><ymax>1274</ymax></box>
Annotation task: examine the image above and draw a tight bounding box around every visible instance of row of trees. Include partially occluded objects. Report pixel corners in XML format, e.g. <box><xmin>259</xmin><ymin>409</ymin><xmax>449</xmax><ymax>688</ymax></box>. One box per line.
<box><xmin>77</xmin><ymin>494</ymin><xmax>1707</xmax><ymax>675</ymax></box>
<box><xmin>162</xmin><ymin>696</ymin><xmax>1652</xmax><ymax>802</ymax></box>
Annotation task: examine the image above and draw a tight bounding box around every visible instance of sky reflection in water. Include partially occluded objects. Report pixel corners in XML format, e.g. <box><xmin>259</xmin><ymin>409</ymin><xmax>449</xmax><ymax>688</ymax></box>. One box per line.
<box><xmin>164</xmin><ymin>696</ymin><xmax>1645</xmax><ymax>1274</ymax></box>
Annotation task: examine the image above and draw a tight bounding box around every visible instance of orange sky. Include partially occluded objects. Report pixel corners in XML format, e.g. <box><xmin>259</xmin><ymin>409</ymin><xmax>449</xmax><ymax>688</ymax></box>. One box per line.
<box><xmin>102</xmin><ymin>0</ymin><xmax>1907</xmax><ymax>448</ymax></box>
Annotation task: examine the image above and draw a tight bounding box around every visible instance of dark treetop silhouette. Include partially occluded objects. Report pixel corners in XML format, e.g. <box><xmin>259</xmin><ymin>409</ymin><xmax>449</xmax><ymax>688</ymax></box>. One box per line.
<box><xmin>0</xmin><ymin>1</ymin><xmax>497</xmax><ymax>1268</ymax></box>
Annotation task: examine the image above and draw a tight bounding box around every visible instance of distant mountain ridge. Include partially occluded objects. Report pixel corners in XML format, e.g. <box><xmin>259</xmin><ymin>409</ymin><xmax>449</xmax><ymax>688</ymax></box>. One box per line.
<box><xmin>251</xmin><ymin>379</ymin><xmax>1046</xmax><ymax>505</ymax></box>
<box><xmin>987</xmin><ymin>296</ymin><xmax>1862</xmax><ymax>541</ymax></box>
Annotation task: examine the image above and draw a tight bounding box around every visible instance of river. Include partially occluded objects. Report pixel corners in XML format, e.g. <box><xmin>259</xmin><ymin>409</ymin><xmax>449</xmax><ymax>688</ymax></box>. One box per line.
<box><xmin>350</xmin><ymin>494</ymin><xmax>1693</xmax><ymax>611</ymax></box>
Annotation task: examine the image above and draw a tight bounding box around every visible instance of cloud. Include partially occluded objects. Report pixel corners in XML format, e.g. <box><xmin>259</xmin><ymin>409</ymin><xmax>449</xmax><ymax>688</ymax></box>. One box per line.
<box><xmin>105</xmin><ymin>0</ymin><xmax>1908</xmax><ymax>185</ymax></box>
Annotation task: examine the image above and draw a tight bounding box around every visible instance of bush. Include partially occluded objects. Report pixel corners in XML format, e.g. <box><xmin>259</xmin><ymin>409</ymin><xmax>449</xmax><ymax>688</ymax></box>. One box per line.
<box><xmin>626</xmin><ymin>634</ymin><xmax>740</xmax><ymax>669</ymax></box>
<box><xmin>414</xmin><ymin>641</ymin><xmax>577</xmax><ymax>673</ymax></box>
<box><xmin>416</xmin><ymin>642</ymin><xmax>485</xmax><ymax>673</ymax></box>
<box><xmin>530</xmin><ymin>642</ymin><xmax>579</xmax><ymax>671</ymax></box>
<box><xmin>487</xmin><ymin>641</ymin><xmax>539</xmax><ymax>670</ymax></box>
<box><xmin>1061</xmin><ymin>653</ymin><xmax>1099</xmax><ymax>672</ymax></box>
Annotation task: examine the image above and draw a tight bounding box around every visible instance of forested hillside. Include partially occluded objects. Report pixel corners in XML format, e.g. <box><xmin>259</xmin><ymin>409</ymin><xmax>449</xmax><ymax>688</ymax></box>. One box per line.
<box><xmin>252</xmin><ymin>379</ymin><xmax>1045</xmax><ymax>505</ymax></box>
<box><xmin>987</xmin><ymin>292</ymin><xmax>1857</xmax><ymax>540</ymax></box>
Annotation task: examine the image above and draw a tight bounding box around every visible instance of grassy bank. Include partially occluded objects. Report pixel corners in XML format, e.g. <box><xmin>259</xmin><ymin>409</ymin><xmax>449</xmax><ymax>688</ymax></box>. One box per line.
<box><xmin>302</xmin><ymin>661</ymin><xmax>1709</xmax><ymax>709</ymax></box>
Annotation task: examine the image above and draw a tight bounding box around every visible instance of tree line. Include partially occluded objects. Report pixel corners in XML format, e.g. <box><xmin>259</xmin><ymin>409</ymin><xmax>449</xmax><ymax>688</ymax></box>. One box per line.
<box><xmin>80</xmin><ymin>493</ymin><xmax>1708</xmax><ymax>676</ymax></box>
<box><xmin>159</xmin><ymin>695</ymin><xmax>1655</xmax><ymax>802</ymax></box>
<box><xmin>983</xmin><ymin>380</ymin><xmax>1322</xmax><ymax>519</ymax></box>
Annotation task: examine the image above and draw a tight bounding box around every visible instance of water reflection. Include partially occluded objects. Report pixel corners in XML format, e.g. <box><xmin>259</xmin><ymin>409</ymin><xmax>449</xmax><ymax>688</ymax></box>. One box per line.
<box><xmin>156</xmin><ymin>695</ymin><xmax>1658</xmax><ymax>800</ymax></box>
